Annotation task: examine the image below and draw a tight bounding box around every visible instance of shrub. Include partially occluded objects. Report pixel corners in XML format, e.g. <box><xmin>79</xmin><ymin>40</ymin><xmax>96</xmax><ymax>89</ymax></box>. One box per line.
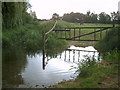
<box><xmin>78</xmin><ymin>56</ymin><xmax>96</xmax><ymax>78</ymax></box>
<box><xmin>95</xmin><ymin>27</ymin><xmax>120</xmax><ymax>53</ymax></box>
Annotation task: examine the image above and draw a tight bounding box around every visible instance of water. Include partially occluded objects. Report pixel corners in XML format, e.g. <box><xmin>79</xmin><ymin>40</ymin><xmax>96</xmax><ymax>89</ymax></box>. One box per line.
<box><xmin>2</xmin><ymin>45</ymin><xmax>100</xmax><ymax>88</ymax></box>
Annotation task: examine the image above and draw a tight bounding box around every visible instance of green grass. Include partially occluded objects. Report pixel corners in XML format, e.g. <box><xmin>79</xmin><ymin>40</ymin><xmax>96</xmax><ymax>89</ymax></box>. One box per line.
<box><xmin>3</xmin><ymin>20</ymin><xmax>118</xmax><ymax>53</ymax></box>
<box><xmin>78</xmin><ymin>51</ymin><xmax>119</xmax><ymax>88</ymax></box>
<box><xmin>2</xmin><ymin>20</ymin><xmax>68</xmax><ymax>52</ymax></box>
<box><xmin>95</xmin><ymin>27</ymin><xmax>120</xmax><ymax>53</ymax></box>
<box><xmin>53</xmin><ymin>51</ymin><xmax>119</xmax><ymax>88</ymax></box>
<box><xmin>54</xmin><ymin>20</ymin><xmax>114</xmax><ymax>46</ymax></box>
<box><xmin>50</xmin><ymin>21</ymin><xmax>119</xmax><ymax>88</ymax></box>
<box><xmin>57</xmin><ymin>20</ymin><xmax>113</xmax><ymax>27</ymax></box>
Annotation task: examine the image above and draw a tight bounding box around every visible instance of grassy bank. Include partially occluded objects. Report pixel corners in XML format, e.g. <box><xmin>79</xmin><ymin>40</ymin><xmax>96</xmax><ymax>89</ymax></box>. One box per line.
<box><xmin>50</xmin><ymin>50</ymin><xmax>119</xmax><ymax>88</ymax></box>
<box><xmin>95</xmin><ymin>27</ymin><xmax>120</xmax><ymax>53</ymax></box>
<box><xmin>49</xmin><ymin>26</ymin><xmax>120</xmax><ymax>88</ymax></box>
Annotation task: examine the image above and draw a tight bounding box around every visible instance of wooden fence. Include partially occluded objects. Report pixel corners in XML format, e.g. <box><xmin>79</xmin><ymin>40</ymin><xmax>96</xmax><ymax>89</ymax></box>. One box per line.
<box><xmin>53</xmin><ymin>27</ymin><xmax>117</xmax><ymax>41</ymax></box>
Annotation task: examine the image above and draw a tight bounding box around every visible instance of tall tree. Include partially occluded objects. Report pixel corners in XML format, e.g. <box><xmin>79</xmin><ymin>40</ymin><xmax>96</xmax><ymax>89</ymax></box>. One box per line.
<box><xmin>99</xmin><ymin>12</ymin><xmax>111</xmax><ymax>24</ymax></box>
<box><xmin>52</xmin><ymin>13</ymin><xmax>59</xmax><ymax>20</ymax></box>
<box><xmin>90</xmin><ymin>13</ymin><xmax>98</xmax><ymax>23</ymax></box>
<box><xmin>2</xmin><ymin>2</ymin><xmax>32</xmax><ymax>30</ymax></box>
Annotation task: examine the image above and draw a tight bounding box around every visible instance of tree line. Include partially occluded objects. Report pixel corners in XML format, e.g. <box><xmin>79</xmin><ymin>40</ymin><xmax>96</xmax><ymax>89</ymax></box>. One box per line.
<box><xmin>2</xmin><ymin>2</ymin><xmax>34</xmax><ymax>30</ymax></box>
<box><xmin>52</xmin><ymin>11</ymin><xmax>119</xmax><ymax>24</ymax></box>
<box><xmin>2</xmin><ymin>1</ymin><xmax>119</xmax><ymax>30</ymax></box>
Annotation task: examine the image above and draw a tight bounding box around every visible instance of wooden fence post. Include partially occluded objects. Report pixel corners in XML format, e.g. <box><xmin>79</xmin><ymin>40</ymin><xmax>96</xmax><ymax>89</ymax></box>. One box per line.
<box><xmin>65</xmin><ymin>29</ymin><xmax>67</xmax><ymax>39</ymax></box>
<box><xmin>69</xmin><ymin>29</ymin><xmax>71</xmax><ymax>39</ymax></box>
<box><xmin>74</xmin><ymin>29</ymin><xmax>75</xmax><ymax>40</ymax></box>
<box><xmin>79</xmin><ymin>29</ymin><xmax>81</xmax><ymax>40</ymax></box>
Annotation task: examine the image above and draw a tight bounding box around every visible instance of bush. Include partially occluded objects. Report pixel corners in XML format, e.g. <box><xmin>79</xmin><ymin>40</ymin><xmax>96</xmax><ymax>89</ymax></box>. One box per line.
<box><xmin>2</xmin><ymin>20</ymin><xmax>68</xmax><ymax>52</ymax></box>
<box><xmin>103</xmin><ymin>50</ymin><xmax>119</xmax><ymax>64</ymax></box>
<box><xmin>78</xmin><ymin>56</ymin><xmax>96</xmax><ymax>78</ymax></box>
<box><xmin>2</xmin><ymin>23</ymin><xmax>42</xmax><ymax>50</ymax></box>
<box><xmin>95</xmin><ymin>27</ymin><xmax>120</xmax><ymax>53</ymax></box>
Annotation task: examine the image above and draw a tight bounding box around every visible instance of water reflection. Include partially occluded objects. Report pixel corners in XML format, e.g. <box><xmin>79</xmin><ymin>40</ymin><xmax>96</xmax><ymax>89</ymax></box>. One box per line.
<box><xmin>3</xmin><ymin>45</ymin><xmax>100</xmax><ymax>88</ymax></box>
<box><xmin>2</xmin><ymin>47</ymin><xmax>27</xmax><ymax>88</ymax></box>
<box><xmin>42</xmin><ymin>45</ymin><xmax>101</xmax><ymax>70</ymax></box>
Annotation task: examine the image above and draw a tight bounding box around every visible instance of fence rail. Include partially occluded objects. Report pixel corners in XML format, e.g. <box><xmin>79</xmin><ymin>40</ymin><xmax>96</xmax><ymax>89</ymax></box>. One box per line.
<box><xmin>65</xmin><ymin>27</ymin><xmax>113</xmax><ymax>29</ymax></box>
<box><xmin>41</xmin><ymin>22</ymin><xmax>119</xmax><ymax>69</ymax></box>
<box><xmin>55</xmin><ymin>27</ymin><xmax>119</xmax><ymax>41</ymax></box>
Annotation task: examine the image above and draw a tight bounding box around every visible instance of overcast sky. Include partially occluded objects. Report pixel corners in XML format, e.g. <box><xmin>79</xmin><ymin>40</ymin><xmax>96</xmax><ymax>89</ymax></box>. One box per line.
<box><xmin>29</xmin><ymin>0</ymin><xmax>120</xmax><ymax>19</ymax></box>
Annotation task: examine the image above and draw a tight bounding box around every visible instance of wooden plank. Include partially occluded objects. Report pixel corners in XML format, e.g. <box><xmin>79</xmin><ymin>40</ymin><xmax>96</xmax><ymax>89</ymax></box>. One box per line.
<box><xmin>53</xmin><ymin>29</ymin><xmax>70</xmax><ymax>31</ymax></box>
<box><xmin>66</xmin><ymin>39</ymin><xmax>99</xmax><ymax>41</ymax></box>
<box><xmin>58</xmin><ymin>38</ymin><xmax>70</xmax><ymax>39</ymax></box>
<box><xmin>65</xmin><ymin>27</ymin><xmax>113</xmax><ymax>29</ymax></box>
<box><xmin>58</xmin><ymin>38</ymin><xmax>99</xmax><ymax>41</ymax></box>
<box><xmin>69</xmin><ymin>29</ymin><xmax>71</xmax><ymax>38</ymax></box>
<box><xmin>65</xmin><ymin>29</ymin><xmax>66</xmax><ymax>39</ymax></box>
<box><xmin>74</xmin><ymin>28</ymin><xmax>75</xmax><ymax>40</ymax></box>
<box><xmin>79</xmin><ymin>29</ymin><xmax>81</xmax><ymax>40</ymax></box>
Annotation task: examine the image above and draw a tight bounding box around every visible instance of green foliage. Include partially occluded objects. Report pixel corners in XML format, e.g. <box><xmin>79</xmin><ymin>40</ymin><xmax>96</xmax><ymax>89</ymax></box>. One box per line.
<box><xmin>65</xmin><ymin>51</ymin><xmax>119</xmax><ymax>88</ymax></box>
<box><xmin>62</xmin><ymin>11</ymin><xmax>113</xmax><ymax>24</ymax></box>
<box><xmin>99</xmin><ymin>12</ymin><xmax>111</xmax><ymax>24</ymax></box>
<box><xmin>103</xmin><ymin>50</ymin><xmax>119</xmax><ymax>64</ymax></box>
<box><xmin>2</xmin><ymin>20</ymin><xmax>69</xmax><ymax>52</ymax></box>
<box><xmin>78</xmin><ymin>56</ymin><xmax>96</xmax><ymax>78</ymax></box>
<box><xmin>63</xmin><ymin>12</ymin><xmax>86</xmax><ymax>23</ymax></box>
<box><xmin>55</xmin><ymin>20</ymin><xmax>71</xmax><ymax>29</ymax></box>
<box><xmin>95</xmin><ymin>27</ymin><xmax>120</xmax><ymax>53</ymax></box>
<box><xmin>2</xmin><ymin>23</ymin><xmax>42</xmax><ymax>50</ymax></box>
<box><xmin>56</xmin><ymin>20</ymin><xmax>113</xmax><ymax>28</ymax></box>
<box><xmin>2</xmin><ymin>2</ymin><xmax>33</xmax><ymax>30</ymax></box>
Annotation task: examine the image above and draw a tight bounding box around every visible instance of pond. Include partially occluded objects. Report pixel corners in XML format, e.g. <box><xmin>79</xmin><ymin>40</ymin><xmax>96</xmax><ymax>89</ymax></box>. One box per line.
<box><xmin>2</xmin><ymin>45</ymin><xmax>100</xmax><ymax>88</ymax></box>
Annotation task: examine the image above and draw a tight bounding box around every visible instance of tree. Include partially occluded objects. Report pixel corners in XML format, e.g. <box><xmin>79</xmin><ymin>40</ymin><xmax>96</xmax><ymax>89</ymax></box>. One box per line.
<box><xmin>52</xmin><ymin>13</ymin><xmax>59</xmax><ymax>20</ymax></box>
<box><xmin>90</xmin><ymin>13</ymin><xmax>98</xmax><ymax>23</ymax></box>
<box><xmin>2</xmin><ymin>2</ymin><xmax>32</xmax><ymax>30</ymax></box>
<box><xmin>111</xmin><ymin>11</ymin><xmax>120</xmax><ymax>24</ymax></box>
<box><xmin>99</xmin><ymin>12</ymin><xmax>111</xmax><ymax>24</ymax></box>
<box><xmin>86</xmin><ymin>11</ymin><xmax>91</xmax><ymax>16</ymax></box>
<box><xmin>63</xmin><ymin>12</ymin><xmax>86</xmax><ymax>23</ymax></box>
<box><xmin>86</xmin><ymin>11</ymin><xmax>91</xmax><ymax>23</ymax></box>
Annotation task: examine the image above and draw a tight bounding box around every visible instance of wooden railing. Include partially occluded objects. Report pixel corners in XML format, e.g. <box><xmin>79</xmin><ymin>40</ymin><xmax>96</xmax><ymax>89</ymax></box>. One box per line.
<box><xmin>53</xmin><ymin>27</ymin><xmax>118</xmax><ymax>41</ymax></box>
<box><xmin>41</xmin><ymin>22</ymin><xmax>119</xmax><ymax>69</ymax></box>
